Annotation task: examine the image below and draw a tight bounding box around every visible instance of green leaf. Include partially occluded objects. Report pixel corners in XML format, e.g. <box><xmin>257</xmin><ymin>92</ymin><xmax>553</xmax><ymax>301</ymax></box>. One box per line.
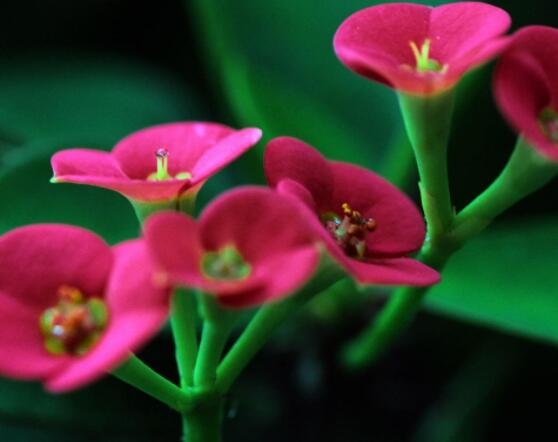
<box><xmin>426</xmin><ymin>217</ymin><xmax>558</xmax><ymax>345</ymax></box>
<box><xmin>188</xmin><ymin>0</ymin><xmax>454</xmax><ymax>179</ymax></box>
<box><xmin>0</xmin><ymin>144</ymin><xmax>138</xmax><ymax>244</ymax></box>
<box><xmin>0</xmin><ymin>55</ymin><xmax>203</xmax><ymax>154</ymax></box>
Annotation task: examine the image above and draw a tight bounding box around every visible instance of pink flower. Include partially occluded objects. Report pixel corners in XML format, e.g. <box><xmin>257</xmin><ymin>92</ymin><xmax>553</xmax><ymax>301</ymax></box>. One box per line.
<box><xmin>334</xmin><ymin>2</ymin><xmax>511</xmax><ymax>96</ymax></box>
<box><xmin>51</xmin><ymin>122</ymin><xmax>262</xmax><ymax>203</ymax></box>
<box><xmin>494</xmin><ymin>26</ymin><xmax>558</xmax><ymax>162</ymax></box>
<box><xmin>264</xmin><ymin>137</ymin><xmax>439</xmax><ymax>286</ymax></box>
<box><xmin>0</xmin><ymin>225</ymin><xmax>169</xmax><ymax>392</ymax></box>
<box><xmin>144</xmin><ymin>187</ymin><xmax>321</xmax><ymax>308</ymax></box>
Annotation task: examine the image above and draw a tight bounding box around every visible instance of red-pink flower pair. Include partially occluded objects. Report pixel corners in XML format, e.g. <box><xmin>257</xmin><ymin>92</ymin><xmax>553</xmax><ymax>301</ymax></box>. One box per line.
<box><xmin>144</xmin><ymin>136</ymin><xmax>440</xmax><ymax>304</ymax></box>
<box><xmin>334</xmin><ymin>3</ymin><xmax>558</xmax><ymax>163</ymax></box>
<box><xmin>0</xmin><ymin>186</ymin><xmax>322</xmax><ymax>392</ymax></box>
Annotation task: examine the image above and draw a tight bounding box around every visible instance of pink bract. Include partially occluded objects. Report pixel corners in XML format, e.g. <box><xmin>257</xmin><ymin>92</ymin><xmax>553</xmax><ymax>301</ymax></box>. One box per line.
<box><xmin>0</xmin><ymin>225</ymin><xmax>170</xmax><ymax>392</ymax></box>
<box><xmin>51</xmin><ymin>122</ymin><xmax>262</xmax><ymax>202</ymax></box>
<box><xmin>334</xmin><ymin>2</ymin><xmax>511</xmax><ymax>96</ymax></box>
<box><xmin>494</xmin><ymin>26</ymin><xmax>558</xmax><ymax>162</ymax></box>
<box><xmin>265</xmin><ymin>137</ymin><xmax>439</xmax><ymax>286</ymax></box>
<box><xmin>144</xmin><ymin>187</ymin><xmax>321</xmax><ymax>308</ymax></box>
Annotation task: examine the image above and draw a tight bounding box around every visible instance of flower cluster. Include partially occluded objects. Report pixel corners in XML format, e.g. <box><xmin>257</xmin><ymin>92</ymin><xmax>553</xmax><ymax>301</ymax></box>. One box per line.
<box><xmin>1</xmin><ymin>4</ymin><xmax>556</xmax><ymax>432</ymax></box>
<box><xmin>0</xmin><ymin>116</ymin><xmax>436</xmax><ymax>391</ymax></box>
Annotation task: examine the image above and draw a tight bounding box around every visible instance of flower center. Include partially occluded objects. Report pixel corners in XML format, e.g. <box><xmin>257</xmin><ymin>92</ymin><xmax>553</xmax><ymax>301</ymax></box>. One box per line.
<box><xmin>39</xmin><ymin>285</ymin><xmax>108</xmax><ymax>356</ymax></box>
<box><xmin>539</xmin><ymin>107</ymin><xmax>558</xmax><ymax>144</ymax></box>
<box><xmin>322</xmin><ymin>203</ymin><xmax>377</xmax><ymax>259</ymax></box>
<box><xmin>147</xmin><ymin>148</ymin><xmax>192</xmax><ymax>181</ymax></box>
<box><xmin>201</xmin><ymin>245</ymin><xmax>251</xmax><ymax>280</ymax></box>
<box><xmin>408</xmin><ymin>39</ymin><xmax>447</xmax><ymax>74</ymax></box>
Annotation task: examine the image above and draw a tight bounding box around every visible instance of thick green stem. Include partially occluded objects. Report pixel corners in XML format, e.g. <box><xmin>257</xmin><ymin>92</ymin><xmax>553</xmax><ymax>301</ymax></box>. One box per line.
<box><xmin>181</xmin><ymin>397</ymin><xmax>224</xmax><ymax>442</ymax></box>
<box><xmin>398</xmin><ymin>91</ymin><xmax>455</xmax><ymax>241</ymax></box>
<box><xmin>340</xmin><ymin>91</ymin><xmax>456</xmax><ymax>368</ymax></box>
<box><xmin>112</xmin><ymin>355</ymin><xmax>189</xmax><ymax>412</ymax></box>
<box><xmin>171</xmin><ymin>289</ymin><xmax>199</xmax><ymax>388</ymax></box>
<box><xmin>193</xmin><ymin>295</ymin><xmax>236</xmax><ymax>390</ymax></box>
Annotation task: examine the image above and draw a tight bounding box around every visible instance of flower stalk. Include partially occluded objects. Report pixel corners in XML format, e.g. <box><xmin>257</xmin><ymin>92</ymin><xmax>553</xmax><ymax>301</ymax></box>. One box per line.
<box><xmin>398</xmin><ymin>90</ymin><xmax>455</xmax><ymax>244</ymax></box>
<box><xmin>112</xmin><ymin>355</ymin><xmax>190</xmax><ymax>413</ymax></box>
<box><xmin>193</xmin><ymin>294</ymin><xmax>237</xmax><ymax>390</ymax></box>
<box><xmin>344</xmin><ymin>135</ymin><xmax>558</xmax><ymax>368</ymax></box>
<box><xmin>216</xmin><ymin>255</ymin><xmax>344</xmax><ymax>394</ymax></box>
<box><xmin>171</xmin><ymin>289</ymin><xmax>199</xmax><ymax>388</ymax></box>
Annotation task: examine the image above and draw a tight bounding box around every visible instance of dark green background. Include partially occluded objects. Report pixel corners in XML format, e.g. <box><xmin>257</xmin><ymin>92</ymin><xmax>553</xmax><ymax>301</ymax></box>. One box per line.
<box><xmin>1</xmin><ymin>0</ymin><xmax>557</xmax><ymax>440</ymax></box>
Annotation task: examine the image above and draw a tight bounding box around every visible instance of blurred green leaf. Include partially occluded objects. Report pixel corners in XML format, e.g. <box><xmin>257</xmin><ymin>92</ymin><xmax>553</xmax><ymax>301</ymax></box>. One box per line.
<box><xmin>189</xmin><ymin>0</ymin><xmax>453</xmax><ymax>178</ymax></box>
<box><xmin>426</xmin><ymin>217</ymin><xmax>558</xmax><ymax>345</ymax></box>
<box><xmin>0</xmin><ymin>55</ymin><xmax>203</xmax><ymax>154</ymax></box>
<box><xmin>0</xmin><ymin>144</ymin><xmax>138</xmax><ymax>244</ymax></box>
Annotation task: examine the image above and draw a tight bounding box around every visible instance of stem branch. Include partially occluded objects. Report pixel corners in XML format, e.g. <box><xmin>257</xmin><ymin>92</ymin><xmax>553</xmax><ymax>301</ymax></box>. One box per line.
<box><xmin>112</xmin><ymin>355</ymin><xmax>190</xmax><ymax>412</ymax></box>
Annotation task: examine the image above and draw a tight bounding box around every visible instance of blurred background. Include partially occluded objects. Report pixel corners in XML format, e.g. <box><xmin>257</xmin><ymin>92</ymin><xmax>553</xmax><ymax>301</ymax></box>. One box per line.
<box><xmin>1</xmin><ymin>0</ymin><xmax>557</xmax><ymax>440</ymax></box>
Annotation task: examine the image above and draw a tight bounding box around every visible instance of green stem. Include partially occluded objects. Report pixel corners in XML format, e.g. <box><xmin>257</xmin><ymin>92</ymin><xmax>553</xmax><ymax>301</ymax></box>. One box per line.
<box><xmin>193</xmin><ymin>295</ymin><xmax>236</xmax><ymax>390</ymax></box>
<box><xmin>398</xmin><ymin>90</ymin><xmax>455</xmax><ymax>242</ymax></box>
<box><xmin>216</xmin><ymin>258</ymin><xmax>344</xmax><ymax>394</ymax></box>
<box><xmin>181</xmin><ymin>397</ymin><xmax>224</xmax><ymax>442</ymax></box>
<box><xmin>171</xmin><ymin>289</ymin><xmax>199</xmax><ymax>388</ymax></box>
<box><xmin>452</xmin><ymin>137</ymin><xmax>558</xmax><ymax>241</ymax></box>
<box><xmin>112</xmin><ymin>355</ymin><xmax>189</xmax><ymax>412</ymax></box>
<box><xmin>215</xmin><ymin>295</ymin><xmax>308</xmax><ymax>394</ymax></box>
<box><xmin>344</xmin><ymin>137</ymin><xmax>558</xmax><ymax>369</ymax></box>
<box><xmin>342</xmin><ymin>91</ymin><xmax>455</xmax><ymax>369</ymax></box>
<box><xmin>342</xmin><ymin>246</ymin><xmax>450</xmax><ymax>367</ymax></box>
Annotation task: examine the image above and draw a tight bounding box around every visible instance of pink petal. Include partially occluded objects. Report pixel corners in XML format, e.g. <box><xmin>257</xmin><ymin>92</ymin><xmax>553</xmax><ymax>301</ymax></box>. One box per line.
<box><xmin>0</xmin><ymin>292</ymin><xmax>69</xmax><ymax>380</ymax></box>
<box><xmin>191</xmin><ymin>128</ymin><xmax>262</xmax><ymax>183</ymax></box>
<box><xmin>144</xmin><ymin>212</ymin><xmax>268</xmax><ymax>297</ymax></box>
<box><xmin>344</xmin><ymin>257</ymin><xmax>440</xmax><ymax>286</ymax></box>
<box><xmin>51</xmin><ymin>149</ymin><xmax>126</xmax><ymax>179</ymax></box>
<box><xmin>144</xmin><ymin>212</ymin><xmax>205</xmax><ymax>286</ymax></box>
<box><xmin>104</xmin><ymin>240</ymin><xmax>171</xmax><ymax>316</ymax></box>
<box><xmin>431</xmin><ymin>2</ymin><xmax>511</xmax><ymax>62</ymax></box>
<box><xmin>265</xmin><ymin>137</ymin><xmax>334</xmax><ymax>208</ymax></box>
<box><xmin>200</xmin><ymin>187</ymin><xmax>320</xmax><ymax>305</ymax></box>
<box><xmin>199</xmin><ymin>187</ymin><xmax>319</xmax><ymax>262</ymax></box>
<box><xmin>276</xmin><ymin>179</ymin><xmax>318</xmax><ymax>212</ymax></box>
<box><xmin>334</xmin><ymin>4</ymin><xmax>430</xmax><ymax>68</ymax></box>
<box><xmin>112</xmin><ymin>122</ymin><xmax>236</xmax><ymax>179</ymax></box>
<box><xmin>328</xmin><ymin>162</ymin><xmax>426</xmax><ymax>257</ymax></box>
<box><xmin>218</xmin><ymin>246</ymin><xmax>320</xmax><ymax>308</ymax></box>
<box><xmin>0</xmin><ymin>225</ymin><xmax>112</xmax><ymax>312</ymax></box>
<box><xmin>46</xmin><ymin>240</ymin><xmax>170</xmax><ymax>393</ymax></box>
<box><xmin>494</xmin><ymin>26</ymin><xmax>558</xmax><ymax>162</ymax></box>
<box><xmin>447</xmin><ymin>37</ymin><xmax>511</xmax><ymax>83</ymax></box>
